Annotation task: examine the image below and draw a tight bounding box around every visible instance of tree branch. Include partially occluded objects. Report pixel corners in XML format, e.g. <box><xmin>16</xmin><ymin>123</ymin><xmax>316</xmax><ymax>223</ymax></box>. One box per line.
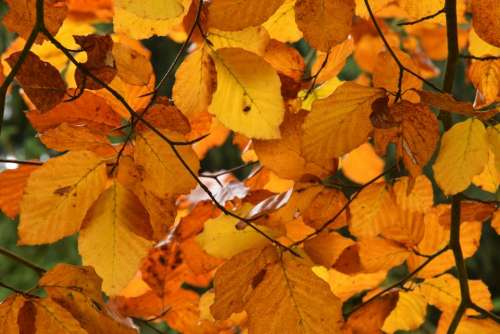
<box><xmin>460</xmin><ymin>54</ymin><xmax>500</xmax><ymax>61</ymax></box>
<box><xmin>0</xmin><ymin>246</ymin><xmax>46</xmax><ymax>275</ymax></box>
<box><xmin>0</xmin><ymin>159</ymin><xmax>44</xmax><ymax>166</ymax></box>
<box><xmin>398</xmin><ymin>8</ymin><xmax>445</xmax><ymax>26</ymax></box>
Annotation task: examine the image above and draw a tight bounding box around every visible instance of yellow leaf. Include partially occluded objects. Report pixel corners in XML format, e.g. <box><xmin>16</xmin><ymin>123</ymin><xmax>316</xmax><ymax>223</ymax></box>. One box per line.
<box><xmin>302</xmin><ymin>82</ymin><xmax>384</xmax><ymax>162</ymax></box>
<box><xmin>393</xmin><ymin>175</ymin><xmax>434</xmax><ymax>213</ymax></box>
<box><xmin>433</xmin><ymin>118</ymin><xmax>489</xmax><ymax>195</ymax></box>
<box><xmin>294</xmin><ymin>0</ymin><xmax>355</xmax><ymax>52</ymax></box>
<box><xmin>207</xmin><ymin>0</ymin><xmax>285</xmax><ymax>31</ymax></box>
<box><xmin>245</xmin><ymin>251</ymin><xmax>344</xmax><ymax>334</ymax></box>
<box><xmin>472</xmin><ymin>150</ymin><xmax>499</xmax><ymax>192</ymax></box>
<box><xmin>19</xmin><ymin>151</ymin><xmax>107</xmax><ymax>245</ymax></box>
<box><xmin>469</xmin><ymin>27</ymin><xmax>500</xmax><ymax>58</ymax></box>
<box><xmin>209</xmin><ymin>26</ymin><xmax>270</xmax><ymax>56</ymax></box>
<box><xmin>382</xmin><ymin>290</ymin><xmax>427</xmax><ymax>333</ymax></box>
<box><xmin>492</xmin><ymin>210</ymin><xmax>500</xmax><ymax>234</ymax></box>
<box><xmin>172</xmin><ymin>47</ymin><xmax>216</xmax><ymax>117</ymax></box>
<box><xmin>208</xmin><ymin>48</ymin><xmax>285</xmax><ymax>139</ymax></box>
<box><xmin>472</xmin><ymin>0</ymin><xmax>500</xmax><ymax>47</ymax></box>
<box><xmin>112</xmin><ymin>41</ymin><xmax>154</xmax><ymax>86</ymax></box>
<box><xmin>34</xmin><ymin>298</ymin><xmax>87</xmax><ymax>334</ymax></box>
<box><xmin>349</xmin><ymin>182</ymin><xmax>399</xmax><ymax>238</ymax></box>
<box><xmin>134</xmin><ymin>130</ymin><xmax>199</xmax><ymax>198</ymax></box>
<box><xmin>358</xmin><ymin>238</ymin><xmax>410</xmax><ymax>273</ymax></box>
<box><xmin>468</xmin><ymin>59</ymin><xmax>500</xmax><ymax>107</ymax></box>
<box><xmin>400</xmin><ymin>0</ymin><xmax>445</xmax><ymax>24</ymax></box>
<box><xmin>79</xmin><ymin>182</ymin><xmax>153</xmax><ymax>295</ymax></box>
<box><xmin>0</xmin><ymin>294</ymin><xmax>26</xmax><ymax>334</ymax></box>
<box><xmin>408</xmin><ymin>220</ymin><xmax>482</xmax><ymax>278</ymax></box>
<box><xmin>262</xmin><ymin>0</ymin><xmax>302</xmax><ymax>43</ymax></box>
<box><xmin>487</xmin><ymin>125</ymin><xmax>500</xmax><ymax>174</ymax></box>
<box><xmin>416</xmin><ymin>274</ymin><xmax>492</xmax><ymax>312</ymax></box>
<box><xmin>326</xmin><ymin>269</ymin><xmax>387</xmax><ymax>302</ymax></box>
<box><xmin>196</xmin><ymin>210</ymin><xmax>273</xmax><ymax>259</ymax></box>
<box><xmin>113</xmin><ymin>0</ymin><xmax>189</xmax><ymax>39</ymax></box>
<box><xmin>340</xmin><ymin>142</ymin><xmax>385</xmax><ymax>185</ymax></box>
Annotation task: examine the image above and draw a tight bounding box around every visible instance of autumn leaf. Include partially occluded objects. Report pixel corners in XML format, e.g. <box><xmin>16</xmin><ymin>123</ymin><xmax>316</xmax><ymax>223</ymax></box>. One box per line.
<box><xmin>0</xmin><ymin>165</ymin><xmax>39</xmax><ymax>219</ymax></box>
<box><xmin>79</xmin><ymin>181</ymin><xmax>154</xmax><ymax>295</ymax></box>
<box><xmin>433</xmin><ymin>118</ymin><xmax>489</xmax><ymax>195</ymax></box>
<box><xmin>6</xmin><ymin>52</ymin><xmax>67</xmax><ymax>112</ymax></box>
<box><xmin>302</xmin><ymin>82</ymin><xmax>385</xmax><ymax>162</ymax></box>
<box><xmin>19</xmin><ymin>151</ymin><xmax>108</xmax><ymax>245</ymax></box>
<box><xmin>294</xmin><ymin>0</ymin><xmax>355</xmax><ymax>52</ymax></box>
<box><xmin>207</xmin><ymin>0</ymin><xmax>285</xmax><ymax>31</ymax></box>
<box><xmin>208</xmin><ymin>47</ymin><xmax>285</xmax><ymax>139</ymax></box>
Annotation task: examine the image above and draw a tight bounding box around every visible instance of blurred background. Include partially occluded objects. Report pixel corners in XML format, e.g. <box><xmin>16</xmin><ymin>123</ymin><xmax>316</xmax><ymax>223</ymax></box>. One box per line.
<box><xmin>0</xmin><ymin>1</ymin><xmax>498</xmax><ymax>333</ymax></box>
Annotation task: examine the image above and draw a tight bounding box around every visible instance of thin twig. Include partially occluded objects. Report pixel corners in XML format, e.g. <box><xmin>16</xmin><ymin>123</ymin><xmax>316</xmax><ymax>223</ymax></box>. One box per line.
<box><xmin>363</xmin><ymin>0</ymin><xmax>444</xmax><ymax>94</ymax></box>
<box><xmin>398</xmin><ymin>8</ymin><xmax>445</xmax><ymax>26</ymax></box>
<box><xmin>199</xmin><ymin>161</ymin><xmax>260</xmax><ymax>179</ymax></box>
<box><xmin>0</xmin><ymin>246</ymin><xmax>46</xmax><ymax>275</ymax></box>
<box><xmin>0</xmin><ymin>159</ymin><xmax>44</xmax><ymax>166</ymax></box>
<box><xmin>304</xmin><ymin>51</ymin><xmax>330</xmax><ymax>99</ymax></box>
<box><xmin>0</xmin><ymin>281</ymin><xmax>39</xmax><ymax>298</ymax></box>
<box><xmin>347</xmin><ymin>245</ymin><xmax>449</xmax><ymax>317</ymax></box>
<box><xmin>290</xmin><ymin>165</ymin><xmax>396</xmax><ymax>247</ymax></box>
<box><xmin>460</xmin><ymin>54</ymin><xmax>500</xmax><ymax>61</ymax></box>
<box><xmin>469</xmin><ymin>303</ymin><xmax>500</xmax><ymax>323</ymax></box>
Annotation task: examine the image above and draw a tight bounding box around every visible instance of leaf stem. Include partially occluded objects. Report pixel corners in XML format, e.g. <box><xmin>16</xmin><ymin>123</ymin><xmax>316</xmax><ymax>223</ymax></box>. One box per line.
<box><xmin>0</xmin><ymin>246</ymin><xmax>46</xmax><ymax>275</ymax></box>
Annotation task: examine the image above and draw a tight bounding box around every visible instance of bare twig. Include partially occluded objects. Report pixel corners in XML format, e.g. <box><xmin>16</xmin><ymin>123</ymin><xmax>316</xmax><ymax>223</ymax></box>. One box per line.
<box><xmin>398</xmin><ymin>8</ymin><xmax>445</xmax><ymax>26</ymax></box>
<box><xmin>0</xmin><ymin>159</ymin><xmax>44</xmax><ymax>166</ymax></box>
<box><xmin>0</xmin><ymin>281</ymin><xmax>39</xmax><ymax>298</ymax></box>
<box><xmin>303</xmin><ymin>51</ymin><xmax>330</xmax><ymax>99</ymax></box>
<box><xmin>460</xmin><ymin>54</ymin><xmax>500</xmax><ymax>61</ymax></box>
<box><xmin>0</xmin><ymin>246</ymin><xmax>46</xmax><ymax>275</ymax></box>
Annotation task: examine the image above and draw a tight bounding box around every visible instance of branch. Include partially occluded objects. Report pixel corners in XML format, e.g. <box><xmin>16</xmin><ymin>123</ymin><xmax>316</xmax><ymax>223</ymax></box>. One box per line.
<box><xmin>0</xmin><ymin>0</ymin><xmax>45</xmax><ymax>133</ymax></box>
<box><xmin>0</xmin><ymin>281</ymin><xmax>39</xmax><ymax>298</ymax></box>
<box><xmin>398</xmin><ymin>8</ymin><xmax>445</xmax><ymax>26</ymax></box>
<box><xmin>0</xmin><ymin>246</ymin><xmax>46</xmax><ymax>275</ymax></box>
<box><xmin>0</xmin><ymin>159</ymin><xmax>44</xmax><ymax>166</ymax></box>
<box><xmin>460</xmin><ymin>54</ymin><xmax>500</xmax><ymax>61</ymax></box>
<box><xmin>303</xmin><ymin>50</ymin><xmax>331</xmax><ymax>99</ymax></box>
<box><xmin>442</xmin><ymin>1</ymin><xmax>472</xmax><ymax>333</ymax></box>
<box><xmin>346</xmin><ymin>245</ymin><xmax>449</xmax><ymax>317</ymax></box>
<box><xmin>469</xmin><ymin>303</ymin><xmax>500</xmax><ymax>323</ymax></box>
<box><xmin>363</xmin><ymin>0</ymin><xmax>444</xmax><ymax>94</ymax></box>
<box><xmin>290</xmin><ymin>165</ymin><xmax>396</xmax><ymax>247</ymax></box>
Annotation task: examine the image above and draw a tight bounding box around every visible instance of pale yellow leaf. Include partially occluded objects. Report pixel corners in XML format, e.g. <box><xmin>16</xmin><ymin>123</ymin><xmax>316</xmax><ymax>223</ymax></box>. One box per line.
<box><xmin>113</xmin><ymin>0</ymin><xmax>189</xmax><ymax>39</ymax></box>
<box><xmin>196</xmin><ymin>210</ymin><xmax>273</xmax><ymax>259</ymax></box>
<box><xmin>262</xmin><ymin>0</ymin><xmax>302</xmax><ymax>43</ymax></box>
<box><xmin>19</xmin><ymin>151</ymin><xmax>107</xmax><ymax>245</ymax></box>
<box><xmin>433</xmin><ymin>118</ymin><xmax>489</xmax><ymax>195</ymax></box>
<box><xmin>209</xmin><ymin>27</ymin><xmax>270</xmax><ymax>56</ymax></box>
<box><xmin>208</xmin><ymin>48</ymin><xmax>285</xmax><ymax>139</ymax></box>
<box><xmin>79</xmin><ymin>182</ymin><xmax>153</xmax><ymax>295</ymax></box>
<box><xmin>472</xmin><ymin>150</ymin><xmax>499</xmax><ymax>192</ymax></box>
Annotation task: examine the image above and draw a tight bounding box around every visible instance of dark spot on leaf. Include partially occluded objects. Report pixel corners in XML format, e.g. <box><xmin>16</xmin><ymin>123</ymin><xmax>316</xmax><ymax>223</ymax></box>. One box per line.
<box><xmin>251</xmin><ymin>268</ymin><xmax>267</xmax><ymax>289</ymax></box>
<box><xmin>54</xmin><ymin>186</ymin><xmax>72</xmax><ymax>196</ymax></box>
<box><xmin>243</xmin><ymin>105</ymin><xmax>251</xmax><ymax>113</ymax></box>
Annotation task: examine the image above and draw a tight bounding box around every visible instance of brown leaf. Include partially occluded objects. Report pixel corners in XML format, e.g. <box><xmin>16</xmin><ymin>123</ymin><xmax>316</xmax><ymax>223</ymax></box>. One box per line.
<box><xmin>74</xmin><ymin>34</ymin><xmax>117</xmax><ymax>90</ymax></box>
<box><xmin>6</xmin><ymin>52</ymin><xmax>66</xmax><ymax>112</ymax></box>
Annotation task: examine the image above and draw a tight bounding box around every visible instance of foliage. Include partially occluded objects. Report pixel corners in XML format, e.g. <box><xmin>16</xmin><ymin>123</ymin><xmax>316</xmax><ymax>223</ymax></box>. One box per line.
<box><xmin>0</xmin><ymin>0</ymin><xmax>499</xmax><ymax>333</ymax></box>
